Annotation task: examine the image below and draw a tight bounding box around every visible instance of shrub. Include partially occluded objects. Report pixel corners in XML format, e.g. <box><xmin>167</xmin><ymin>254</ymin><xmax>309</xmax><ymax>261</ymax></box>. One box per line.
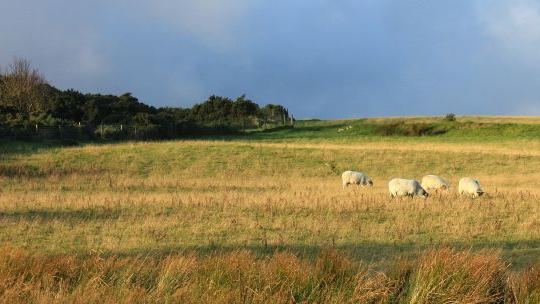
<box><xmin>445</xmin><ymin>113</ymin><xmax>456</xmax><ymax>121</ymax></box>
<box><xmin>374</xmin><ymin>122</ymin><xmax>447</xmax><ymax>137</ymax></box>
<box><xmin>93</xmin><ymin>125</ymin><xmax>126</xmax><ymax>140</ymax></box>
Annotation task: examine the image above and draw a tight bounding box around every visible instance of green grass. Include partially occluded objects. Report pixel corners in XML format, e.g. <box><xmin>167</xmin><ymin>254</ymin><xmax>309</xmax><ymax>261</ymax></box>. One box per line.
<box><xmin>245</xmin><ymin>117</ymin><xmax>540</xmax><ymax>142</ymax></box>
<box><xmin>0</xmin><ymin>116</ymin><xmax>539</xmax><ymax>302</ymax></box>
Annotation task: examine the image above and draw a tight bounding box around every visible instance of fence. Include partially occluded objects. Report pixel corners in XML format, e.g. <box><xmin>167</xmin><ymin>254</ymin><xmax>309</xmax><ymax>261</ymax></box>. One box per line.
<box><xmin>0</xmin><ymin>124</ymin><xmax>180</xmax><ymax>142</ymax></box>
<box><xmin>0</xmin><ymin>123</ymin><xmax>291</xmax><ymax>142</ymax></box>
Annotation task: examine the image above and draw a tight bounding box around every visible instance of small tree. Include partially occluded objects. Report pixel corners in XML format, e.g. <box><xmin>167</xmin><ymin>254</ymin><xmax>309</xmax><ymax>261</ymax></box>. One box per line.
<box><xmin>444</xmin><ymin>113</ymin><xmax>456</xmax><ymax>122</ymax></box>
<box><xmin>0</xmin><ymin>64</ymin><xmax>3</xmax><ymax>103</ymax></box>
<box><xmin>0</xmin><ymin>58</ymin><xmax>47</xmax><ymax>117</ymax></box>
<box><xmin>259</xmin><ymin>104</ymin><xmax>289</xmax><ymax>126</ymax></box>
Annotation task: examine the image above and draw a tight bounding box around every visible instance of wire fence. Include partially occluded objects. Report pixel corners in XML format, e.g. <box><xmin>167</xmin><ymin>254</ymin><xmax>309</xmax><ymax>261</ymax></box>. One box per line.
<box><xmin>0</xmin><ymin>122</ymin><xmax>294</xmax><ymax>142</ymax></box>
<box><xmin>0</xmin><ymin>124</ymin><xmax>183</xmax><ymax>141</ymax></box>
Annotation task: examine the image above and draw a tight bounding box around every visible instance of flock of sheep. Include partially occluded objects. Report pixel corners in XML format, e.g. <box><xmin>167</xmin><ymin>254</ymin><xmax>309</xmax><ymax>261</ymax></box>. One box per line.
<box><xmin>341</xmin><ymin>171</ymin><xmax>485</xmax><ymax>198</ymax></box>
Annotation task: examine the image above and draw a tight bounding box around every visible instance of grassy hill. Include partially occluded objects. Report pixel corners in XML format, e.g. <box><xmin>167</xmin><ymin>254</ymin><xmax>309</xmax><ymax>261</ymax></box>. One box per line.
<box><xmin>245</xmin><ymin>116</ymin><xmax>540</xmax><ymax>142</ymax></box>
<box><xmin>0</xmin><ymin>116</ymin><xmax>539</xmax><ymax>302</ymax></box>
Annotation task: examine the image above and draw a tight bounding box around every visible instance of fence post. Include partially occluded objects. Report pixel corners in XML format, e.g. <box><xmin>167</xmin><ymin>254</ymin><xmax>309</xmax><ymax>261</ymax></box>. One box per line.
<box><xmin>100</xmin><ymin>124</ymin><xmax>104</xmax><ymax>139</ymax></box>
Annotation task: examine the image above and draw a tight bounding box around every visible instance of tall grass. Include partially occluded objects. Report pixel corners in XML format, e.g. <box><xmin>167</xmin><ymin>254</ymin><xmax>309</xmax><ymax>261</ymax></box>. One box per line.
<box><xmin>409</xmin><ymin>249</ymin><xmax>508</xmax><ymax>303</ymax></box>
<box><xmin>0</xmin><ymin>130</ymin><xmax>539</xmax><ymax>302</ymax></box>
<box><xmin>0</xmin><ymin>246</ymin><xmax>537</xmax><ymax>303</ymax></box>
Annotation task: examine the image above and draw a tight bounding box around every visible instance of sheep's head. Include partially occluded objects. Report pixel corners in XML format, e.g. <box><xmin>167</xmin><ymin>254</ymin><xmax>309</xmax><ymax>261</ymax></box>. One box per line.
<box><xmin>363</xmin><ymin>177</ymin><xmax>374</xmax><ymax>187</ymax></box>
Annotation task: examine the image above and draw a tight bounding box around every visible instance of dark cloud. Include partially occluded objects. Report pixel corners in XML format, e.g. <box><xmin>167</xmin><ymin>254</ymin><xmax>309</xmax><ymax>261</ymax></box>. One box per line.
<box><xmin>1</xmin><ymin>0</ymin><xmax>540</xmax><ymax>118</ymax></box>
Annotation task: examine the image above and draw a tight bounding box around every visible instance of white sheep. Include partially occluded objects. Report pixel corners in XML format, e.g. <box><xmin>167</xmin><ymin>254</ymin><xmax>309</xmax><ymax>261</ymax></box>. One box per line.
<box><xmin>458</xmin><ymin>177</ymin><xmax>484</xmax><ymax>198</ymax></box>
<box><xmin>388</xmin><ymin>178</ymin><xmax>428</xmax><ymax>198</ymax></box>
<box><xmin>421</xmin><ymin>175</ymin><xmax>450</xmax><ymax>192</ymax></box>
<box><xmin>341</xmin><ymin>171</ymin><xmax>373</xmax><ymax>188</ymax></box>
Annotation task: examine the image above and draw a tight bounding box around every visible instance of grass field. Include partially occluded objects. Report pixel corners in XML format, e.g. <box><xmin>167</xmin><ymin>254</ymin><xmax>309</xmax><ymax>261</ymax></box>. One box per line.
<box><xmin>0</xmin><ymin>117</ymin><xmax>539</xmax><ymax>303</ymax></box>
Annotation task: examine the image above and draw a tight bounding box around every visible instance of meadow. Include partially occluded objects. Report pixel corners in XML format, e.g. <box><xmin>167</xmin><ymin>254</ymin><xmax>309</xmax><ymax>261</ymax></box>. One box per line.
<box><xmin>0</xmin><ymin>117</ymin><xmax>539</xmax><ymax>303</ymax></box>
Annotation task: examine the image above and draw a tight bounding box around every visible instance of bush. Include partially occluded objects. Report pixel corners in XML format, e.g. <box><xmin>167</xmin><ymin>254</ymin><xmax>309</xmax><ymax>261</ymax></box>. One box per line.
<box><xmin>93</xmin><ymin>125</ymin><xmax>126</xmax><ymax>140</ymax></box>
<box><xmin>445</xmin><ymin>113</ymin><xmax>456</xmax><ymax>121</ymax></box>
<box><xmin>374</xmin><ymin>122</ymin><xmax>447</xmax><ymax>137</ymax></box>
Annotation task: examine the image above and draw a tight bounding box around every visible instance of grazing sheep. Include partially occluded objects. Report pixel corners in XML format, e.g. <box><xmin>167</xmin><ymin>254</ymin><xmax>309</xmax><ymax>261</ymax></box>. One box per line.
<box><xmin>341</xmin><ymin>171</ymin><xmax>373</xmax><ymax>188</ymax></box>
<box><xmin>458</xmin><ymin>177</ymin><xmax>484</xmax><ymax>198</ymax></box>
<box><xmin>388</xmin><ymin>178</ymin><xmax>428</xmax><ymax>198</ymax></box>
<box><xmin>337</xmin><ymin>125</ymin><xmax>353</xmax><ymax>132</ymax></box>
<box><xmin>421</xmin><ymin>175</ymin><xmax>450</xmax><ymax>192</ymax></box>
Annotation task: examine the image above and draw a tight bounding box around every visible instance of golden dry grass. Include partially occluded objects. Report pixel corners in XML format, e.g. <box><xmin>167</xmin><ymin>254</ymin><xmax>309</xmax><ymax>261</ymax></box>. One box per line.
<box><xmin>0</xmin><ymin>135</ymin><xmax>539</xmax><ymax>302</ymax></box>
<box><xmin>0</xmin><ymin>246</ymin><xmax>537</xmax><ymax>303</ymax></box>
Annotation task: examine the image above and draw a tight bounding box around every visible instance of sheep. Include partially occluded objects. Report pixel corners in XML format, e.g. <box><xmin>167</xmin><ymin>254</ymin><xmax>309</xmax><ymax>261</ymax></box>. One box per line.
<box><xmin>388</xmin><ymin>178</ymin><xmax>428</xmax><ymax>198</ymax></box>
<box><xmin>337</xmin><ymin>125</ymin><xmax>353</xmax><ymax>132</ymax></box>
<box><xmin>341</xmin><ymin>170</ymin><xmax>373</xmax><ymax>188</ymax></box>
<box><xmin>421</xmin><ymin>175</ymin><xmax>450</xmax><ymax>193</ymax></box>
<box><xmin>458</xmin><ymin>177</ymin><xmax>484</xmax><ymax>198</ymax></box>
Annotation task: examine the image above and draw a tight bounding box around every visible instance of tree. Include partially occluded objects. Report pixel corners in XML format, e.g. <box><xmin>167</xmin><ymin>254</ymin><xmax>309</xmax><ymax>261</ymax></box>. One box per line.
<box><xmin>190</xmin><ymin>95</ymin><xmax>234</xmax><ymax>126</ymax></box>
<box><xmin>45</xmin><ymin>87</ymin><xmax>85</xmax><ymax>122</ymax></box>
<box><xmin>0</xmin><ymin>64</ymin><xmax>3</xmax><ymax>102</ymax></box>
<box><xmin>0</xmin><ymin>56</ymin><xmax>292</xmax><ymax>137</ymax></box>
<box><xmin>259</xmin><ymin>104</ymin><xmax>289</xmax><ymax>127</ymax></box>
<box><xmin>232</xmin><ymin>95</ymin><xmax>259</xmax><ymax>129</ymax></box>
<box><xmin>0</xmin><ymin>58</ymin><xmax>47</xmax><ymax>117</ymax></box>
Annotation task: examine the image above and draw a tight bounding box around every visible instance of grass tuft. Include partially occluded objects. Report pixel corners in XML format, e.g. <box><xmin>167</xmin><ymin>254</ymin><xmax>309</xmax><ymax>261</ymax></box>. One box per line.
<box><xmin>409</xmin><ymin>248</ymin><xmax>508</xmax><ymax>303</ymax></box>
<box><xmin>0</xmin><ymin>246</ymin><xmax>536</xmax><ymax>303</ymax></box>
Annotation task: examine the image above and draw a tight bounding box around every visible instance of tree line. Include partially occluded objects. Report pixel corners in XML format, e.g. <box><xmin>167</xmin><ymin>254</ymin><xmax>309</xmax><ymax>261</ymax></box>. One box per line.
<box><xmin>0</xmin><ymin>58</ymin><xmax>292</xmax><ymax>139</ymax></box>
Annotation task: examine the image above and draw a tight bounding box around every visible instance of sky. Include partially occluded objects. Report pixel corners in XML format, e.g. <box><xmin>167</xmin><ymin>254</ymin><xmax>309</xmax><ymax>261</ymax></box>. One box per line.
<box><xmin>2</xmin><ymin>0</ymin><xmax>540</xmax><ymax>118</ymax></box>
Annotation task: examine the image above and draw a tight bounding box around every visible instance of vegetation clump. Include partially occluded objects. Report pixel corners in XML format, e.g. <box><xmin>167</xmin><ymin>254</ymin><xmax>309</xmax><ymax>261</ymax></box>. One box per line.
<box><xmin>0</xmin><ymin>247</ymin><xmax>536</xmax><ymax>303</ymax></box>
<box><xmin>445</xmin><ymin>113</ymin><xmax>456</xmax><ymax>121</ymax></box>
<box><xmin>374</xmin><ymin>121</ymin><xmax>449</xmax><ymax>136</ymax></box>
<box><xmin>0</xmin><ymin>58</ymin><xmax>291</xmax><ymax>138</ymax></box>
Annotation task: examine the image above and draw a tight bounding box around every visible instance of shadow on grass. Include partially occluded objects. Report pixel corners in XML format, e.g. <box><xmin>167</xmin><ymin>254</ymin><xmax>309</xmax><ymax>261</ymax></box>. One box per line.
<box><xmin>0</xmin><ymin>164</ymin><xmax>47</xmax><ymax>178</ymax></box>
<box><xmin>2</xmin><ymin>208</ymin><xmax>538</xmax><ymax>269</ymax></box>
<box><xmin>0</xmin><ymin>140</ymin><xmax>71</xmax><ymax>156</ymax></box>
<box><xmin>99</xmin><ymin>241</ymin><xmax>540</xmax><ymax>270</ymax></box>
<box><xmin>246</xmin><ymin>123</ymin><xmax>349</xmax><ymax>140</ymax></box>
<box><xmin>121</xmin><ymin>184</ymin><xmax>284</xmax><ymax>193</ymax></box>
<box><xmin>0</xmin><ymin>121</ymin><xmax>353</xmax><ymax>160</ymax></box>
<box><xmin>0</xmin><ymin>208</ymin><xmax>124</xmax><ymax>221</ymax></box>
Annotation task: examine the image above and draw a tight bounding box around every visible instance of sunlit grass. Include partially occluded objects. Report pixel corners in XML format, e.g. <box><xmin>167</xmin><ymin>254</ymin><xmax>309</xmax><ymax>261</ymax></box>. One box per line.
<box><xmin>0</xmin><ymin>246</ymin><xmax>537</xmax><ymax>303</ymax></box>
<box><xmin>0</xmin><ymin>139</ymin><xmax>539</xmax><ymax>265</ymax></box>
<box><xmin>0</xmin><ymin>116</ymin><xmax>539</xmax><ymax>302</ymax></box>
